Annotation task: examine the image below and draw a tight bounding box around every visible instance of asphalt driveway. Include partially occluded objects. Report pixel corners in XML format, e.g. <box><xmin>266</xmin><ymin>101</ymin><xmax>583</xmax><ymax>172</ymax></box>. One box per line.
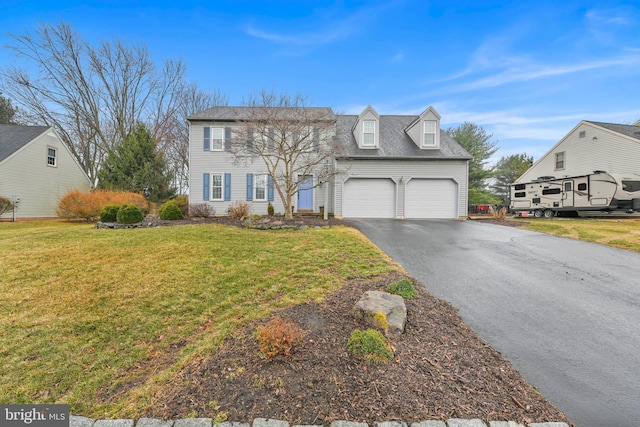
<box><xmin>348</xmin><ymin>219</ymin><xmax>640</xmax><ymax>427</ymax></box>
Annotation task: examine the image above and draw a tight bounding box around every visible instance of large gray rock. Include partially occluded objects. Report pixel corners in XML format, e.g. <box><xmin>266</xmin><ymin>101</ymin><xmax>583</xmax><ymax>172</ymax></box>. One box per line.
<box><xmin>352</xmin><ymin>291</ymin><xmax>406</xmax><ymax>334</ymax></box>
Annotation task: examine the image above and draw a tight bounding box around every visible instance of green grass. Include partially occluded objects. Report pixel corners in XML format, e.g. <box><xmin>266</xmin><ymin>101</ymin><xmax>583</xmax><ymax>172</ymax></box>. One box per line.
<box><xmin>519</xmin><ymin>218</ymin><xmax>640</xmax><ymax>252</ymax></box>
<box><xmin>0</xmin><ymin>221</ymin><xmax>396</xmax><ymax>417</ymax></box>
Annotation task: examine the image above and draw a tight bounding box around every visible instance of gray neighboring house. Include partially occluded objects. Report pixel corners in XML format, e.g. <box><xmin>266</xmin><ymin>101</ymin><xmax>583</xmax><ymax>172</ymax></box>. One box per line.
<box><xmin>517</xmin><ymin>120</ymin><xmax>640</xmax><ymax>183</ymax></box>
<box><xmin>188</xmin><ymin>105</ymin><xmax>471</xmax><ymax>219</ymax></box>
<box><xmin>0</xmin><ymin>124</ymin><xmax>91</xmax><ymax>220</ymax></box>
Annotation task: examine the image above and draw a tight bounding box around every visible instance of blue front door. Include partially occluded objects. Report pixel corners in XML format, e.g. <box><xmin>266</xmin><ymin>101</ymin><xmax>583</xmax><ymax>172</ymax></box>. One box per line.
<box><xmin>297</xmin><ymin>175</ymin><xmax>313</xmax><ymax>210</ymax></box>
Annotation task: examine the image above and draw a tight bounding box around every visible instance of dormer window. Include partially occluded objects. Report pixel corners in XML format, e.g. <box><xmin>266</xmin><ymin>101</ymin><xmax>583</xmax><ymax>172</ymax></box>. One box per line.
<box><xmin>363</xmin><ymin>120</ymin><xmax>376</xmax><ymax>146</ymax></box>
<box><xmin>423</xmin><ymin>121</ymin><xmax>436</xmax><ymax>147</ymax></box>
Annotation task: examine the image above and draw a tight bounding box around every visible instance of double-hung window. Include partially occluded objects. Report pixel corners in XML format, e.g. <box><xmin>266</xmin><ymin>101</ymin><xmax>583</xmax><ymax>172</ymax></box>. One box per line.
<box><xmin>362</xmin><ymin>120</ymin><xmax>375</xmax><ymax>146</ymax></box>
<box><xmin>423</xmin><ymin>121</ymin><xmax>436</xmax><ymax>147</ymax></box>
<box><xmin>211</xmin><ymin>174</ymin><xmax>224</xmax><ymax>200</ymax></box>
<box><xmin>47</xmin><ymin>147</ymin><xmax>57</xmax><ymax>166</ymax></box>
<box><xmin>254</xmin><ymin>174</ymin><xmax>267</xmax><ymax>201</ymax></box>
<box><xmin>555</xmin><ymin>152</ymin><xmax>565</xmax><ymax>170</ymax></box>
<box><xmin>204</xmin><ymin>127</ymin><xmax>224</xmax><ymax>151</ymax></box>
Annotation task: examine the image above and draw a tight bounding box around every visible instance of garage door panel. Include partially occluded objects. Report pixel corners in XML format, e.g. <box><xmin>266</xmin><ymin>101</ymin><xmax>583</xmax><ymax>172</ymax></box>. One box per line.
<box><xmin>343</xmin><ymin>179</ymin><xmax>395</xmax><ymax>218</ymax></box>
<box><xmin>405</xmin><ymin>179</ymin><xmax>457</xmax><ymax>218</ymax></box>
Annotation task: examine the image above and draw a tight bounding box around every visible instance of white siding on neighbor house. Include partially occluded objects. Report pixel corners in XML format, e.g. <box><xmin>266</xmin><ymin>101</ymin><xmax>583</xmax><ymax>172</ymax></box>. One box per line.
<box><xmin>517</xmin><ymin>122</ymin><xmax>640</xmax><ymax>183</ymax></box>
<box><xmin>0</xmin><ymin>130</ymin><xmax>91</xmax><ymax>219</ymax></box>
<box><xmin>335</xmin><ymin>159</ymin><xmax>468</xmax><ymax>219</ymax></box>
<box><xmin>189</xmin><ymin>122</ymin><xmax>333</xmax><ymax>216</ymax></box>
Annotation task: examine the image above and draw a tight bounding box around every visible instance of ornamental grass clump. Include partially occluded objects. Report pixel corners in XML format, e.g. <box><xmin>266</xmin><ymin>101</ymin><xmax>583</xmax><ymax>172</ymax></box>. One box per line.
<box><xmin>255</xmin><ymin>317</ymin><xmax>306</xmax><ymax>358</ymax></box>
<box><xmin>347</xmin><ymin>329</ymin><xmax>394</xmax><ymax>365</ymax></box>
<box><xmin>491</xmin><ymin>206</ymin><xmax>507</xmax><ymax>220</ymax></box>
<box><xmin>385</xmin><ymin>279</ymin><xmax>416</xmax><ymax>299</ymax></box>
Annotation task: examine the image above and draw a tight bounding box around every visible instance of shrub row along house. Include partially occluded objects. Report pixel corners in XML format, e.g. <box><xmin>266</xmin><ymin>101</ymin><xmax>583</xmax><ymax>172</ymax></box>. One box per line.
<box><xmin>0</xmin><ymin>124</ymin><xmax>91</xmax><ymax>220</ymax></box>
<box><xmin>188</xmin><ymin>105</ymin><xmax>472</xmax><ymax>219</ymax></box>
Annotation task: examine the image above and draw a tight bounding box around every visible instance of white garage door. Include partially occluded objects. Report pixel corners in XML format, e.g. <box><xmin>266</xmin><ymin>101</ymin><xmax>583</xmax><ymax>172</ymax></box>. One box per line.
<box><xmin>405</xmin><ymin>179</ymin><xmax>457</xmax><ymax>218</ymax></box>
<box><xmin>343</xmin><ymin>178</ymin><xmax>395</xmax><ymax>218</ymax></box>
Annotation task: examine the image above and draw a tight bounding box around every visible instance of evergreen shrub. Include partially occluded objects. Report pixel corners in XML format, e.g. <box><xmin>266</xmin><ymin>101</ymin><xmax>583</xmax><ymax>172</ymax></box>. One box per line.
<box><xmin>116</xmin><ymin>204</ymin><xmax>144</xmax><ymax>224</ymax></box>
<box><xmin>99</xmin><ymin>204</ymin><xmax>121</xmax><ymax>222</ymax></box>
<box><xmin>158</xmin><ymin>201</ymin><xmax>184</xmax><ymax>220</ymax></box>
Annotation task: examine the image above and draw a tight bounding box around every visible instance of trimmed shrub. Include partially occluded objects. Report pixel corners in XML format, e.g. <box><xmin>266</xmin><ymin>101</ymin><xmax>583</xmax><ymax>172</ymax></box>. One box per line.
<box><xmin>385</xmin><ymin>279</ymin><xmax>416</xmax><ymax>300</ymax></box>
<box><xmin>267</xmin><ymin>201</ymin><xmax>275</xmax><ymax>216</ymax></box>
<box><xmin>158</xmin><ymin>201</ymin><xmax>184</xmax><ymax>220</ymax></box>
<box><xmin>116</xmin><ymin>204</ymin><xmax>144</xmax><ymax>224</ymax></box>
<box><xmin>228</xmin><ymin>201</ymin><xmax>251</xmax><ymax>219</ymax></box>
<box><xmin>347</xmin><ymin>329</ymin><xmax>394</xmax><ymax>365</ymax></box>
<box><xmin>0</xmin><ymin>196</ymin><xmax>13</xmax><ymax>216</ymax></box>
<box><xmin>255</xmin><ymin>317</ymin><xmax>306</xmax><ymax>358</ymax></box>
<box><xmin>99</xmin><ymin>204</ymin><xmax>121</xmax><ymax>222</ymax></box>
<box><xmin>57</xmin><ymin>189</ymin><xmax>149</xmax><ymax>221</ymax></box>
<box><xmin>171</xmin><ymin>195</ymin><xmax>189</xmax><ymax>217</ymax></box>
<box><xmin>189</xmin><ymin>203</ymin><xmax>215</xmax><ymax>218</ymax></box>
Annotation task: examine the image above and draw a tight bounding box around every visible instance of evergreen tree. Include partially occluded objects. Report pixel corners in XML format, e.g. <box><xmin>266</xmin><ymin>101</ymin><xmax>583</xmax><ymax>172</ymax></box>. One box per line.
<box><xmin>491</xmin><ymin>153</ymin><xmax>534</xmax><ymax>203</ymax></box>
<box><xmin>446</xmin><ymin>122</ymin><xmax>499</xmax><ymax>204</ymax></box>
<box><xmin>0</xmin><ymin>93</ymin><xmax>17</xmax><ymax>124</ymax></box>
<box><xmin>97</xmin><ymin>123</ymin><xmax>175</xmax><ymax>202</ymax></box>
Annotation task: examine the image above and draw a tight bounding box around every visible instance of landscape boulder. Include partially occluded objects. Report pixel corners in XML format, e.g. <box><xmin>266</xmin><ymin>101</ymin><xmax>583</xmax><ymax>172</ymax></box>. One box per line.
<box><xmin>352</xmin><ymin>290</ymin><xmax>407</xmax><ymax>334</ymax></box>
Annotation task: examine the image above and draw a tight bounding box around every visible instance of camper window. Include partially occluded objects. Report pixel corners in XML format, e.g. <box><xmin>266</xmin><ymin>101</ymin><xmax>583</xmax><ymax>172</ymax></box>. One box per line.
<box><xmin>514</xmin><ymin>192</ymin><xmax>526</xmax><ymax>198</ymax></box>
<box><xmin>622</xmin><ymin>181</ymin><xmax>640</xmax><ymax>192</ymax></box>
<box><xmin>514</xmin><ymin>184</ymin><xmax>526</xmax><ymax>191</ymax></box>
<box><xmin>542</xmin><ymin>188</ymin><xmax>562</xmax><ymax>195</ymax></box>
<box><xmin>578</xmin><ymin>183</ymin><xmax>587</xmax><ymax>191</ymax></box>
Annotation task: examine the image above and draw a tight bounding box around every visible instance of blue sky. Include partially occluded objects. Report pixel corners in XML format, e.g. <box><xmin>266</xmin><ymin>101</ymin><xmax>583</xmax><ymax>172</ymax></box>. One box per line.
<box><xmin>1</xmin><ymin>0</ymin><xmax>639</xmax><ymax>163</ymax></box>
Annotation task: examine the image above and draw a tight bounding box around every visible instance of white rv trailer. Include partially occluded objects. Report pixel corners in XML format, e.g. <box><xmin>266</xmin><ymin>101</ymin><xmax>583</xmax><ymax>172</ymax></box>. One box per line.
<box><xmin>510</xmin><ymin>171</ymin><xmax>640</xmax><ymax>218</ymax></box>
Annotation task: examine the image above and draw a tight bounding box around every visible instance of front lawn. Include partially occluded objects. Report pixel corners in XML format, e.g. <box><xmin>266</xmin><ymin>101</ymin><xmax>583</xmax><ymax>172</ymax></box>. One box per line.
<box><xmin>0</xmin><ymin>221</ymin><xmax>395</xmax><ymax>417</ymax></box>
<box><xmin>520</xmin><ymin>217</ymin><xmax>640</xmax><ymax>252</ymax></box>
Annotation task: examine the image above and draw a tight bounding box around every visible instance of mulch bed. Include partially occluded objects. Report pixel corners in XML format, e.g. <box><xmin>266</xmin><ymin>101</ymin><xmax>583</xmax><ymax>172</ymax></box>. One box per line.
<box><xmin>147</xmin><ymin>270</ymin><xmax>572</xmax><ymax>426</ymax></box>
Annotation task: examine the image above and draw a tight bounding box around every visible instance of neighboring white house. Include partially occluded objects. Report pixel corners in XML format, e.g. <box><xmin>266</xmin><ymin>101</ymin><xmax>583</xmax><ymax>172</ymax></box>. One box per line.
<box><xmin>188</xmin><ymin>105</ymin><xmax>471</xmax><ymax>219</ymax></box>
<box><xmin>0</xmin><ymin>124</ymin><xmax>92</xmax><ymax>220</ymax></box>
<box><xmin>516</xmin><ymin>121</ymin><xmax>640</xmax><ymax>184</ymax></box>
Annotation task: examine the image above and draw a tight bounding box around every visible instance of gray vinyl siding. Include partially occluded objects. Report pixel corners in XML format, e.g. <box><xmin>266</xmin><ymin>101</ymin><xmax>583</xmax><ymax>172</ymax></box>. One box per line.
<box><xmin>189</xmin><ymin>122</ymin><xmax>334</xmax><ymax>216</ymax></box>
<box><xmin>518</xmin><ymin>122</ymin><xmax>640</xmax><ymax>183</ymax></box>
<box><xmin>334</xmin><ymin>159</ymin><xmax>468</xmax><ymax>218</ymax></box>
<box><xmin>0</xmin><ymin>129</ymin><xmax>91</xmax><ymax>219</ymax></box>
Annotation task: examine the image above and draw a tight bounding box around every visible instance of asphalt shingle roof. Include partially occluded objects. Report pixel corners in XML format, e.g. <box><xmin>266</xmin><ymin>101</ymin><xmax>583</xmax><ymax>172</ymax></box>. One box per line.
<box><xmin>188</xmin><ymin>106</ymin><xmax>336</xmax><ymax>122</ymax></box>
<box><xmin>335</xmin><ymin>115</ymin><xmax>471</xmax><ymax>160</ymax></box>
<box><xmin>587</xmin><ymin>121</ymin><xmax>640</xmax><ymax>141</ymax></box>
<box><xmin>0</xmin><ymin>124</ymin><xmax>50</xmax><ymax>163</ymax></box>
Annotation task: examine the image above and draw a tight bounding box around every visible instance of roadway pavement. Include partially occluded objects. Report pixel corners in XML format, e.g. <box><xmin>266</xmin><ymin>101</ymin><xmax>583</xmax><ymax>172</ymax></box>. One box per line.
<box><xmin>348</xmin><ymin>219</ymin><xmax>640</xmax><ymax>427</ymax></box>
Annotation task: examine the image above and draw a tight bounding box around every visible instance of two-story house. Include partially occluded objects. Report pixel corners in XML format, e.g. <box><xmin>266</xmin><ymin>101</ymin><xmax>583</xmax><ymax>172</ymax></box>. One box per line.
<box><xmin>188</xmin><ymin>105</ymin><xmax>471</xmax><ymax>219</ymax></box>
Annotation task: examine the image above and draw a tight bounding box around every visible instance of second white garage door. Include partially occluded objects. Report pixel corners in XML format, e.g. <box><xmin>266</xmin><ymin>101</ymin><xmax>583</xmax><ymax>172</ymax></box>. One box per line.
<box><xmin>343</xmin><ymin>178</ymin><xmax>395</xmax><ymax>218</ymax></box>
<box><xmin>405</xmin><ymin>179</ymin><xmax>457</xmax><ymax>218</ymax></box>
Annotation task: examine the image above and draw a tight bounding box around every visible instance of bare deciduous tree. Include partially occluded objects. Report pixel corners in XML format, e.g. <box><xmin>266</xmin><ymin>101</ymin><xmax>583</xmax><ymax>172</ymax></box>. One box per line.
<box><xmin>230</xmin><ymin>91</ymin><xmax>343</xmax><ymax>219</ymax></box>
<box><xmin>1</xmin><ymin>21</ymin><xmax>225</xmax><ymax>190</ymax></box>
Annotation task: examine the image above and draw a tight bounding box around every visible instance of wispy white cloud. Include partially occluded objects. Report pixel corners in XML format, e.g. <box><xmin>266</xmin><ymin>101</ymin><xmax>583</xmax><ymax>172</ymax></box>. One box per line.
<box><xmin>243</xmin><ymin>2</ymin><xmax>400</xmax><ymax>47</ymax></box>
<box><xmin>391</xmin><ymin>51</ymin><xmax>404</xmax><ymax>62</ymax></box>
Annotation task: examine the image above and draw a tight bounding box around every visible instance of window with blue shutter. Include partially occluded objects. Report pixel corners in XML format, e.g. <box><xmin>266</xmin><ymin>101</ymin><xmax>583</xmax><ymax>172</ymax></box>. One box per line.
<box><xmin>224</xmin><ymin>173</ymin><xmax>231</xmax><ymax>201</ymax></box>
<box><xmin>203</xmin><ymin>173</ymin><xmax>210</xmax><ymax>200</ymax></box>
<box><xmin>246</xmin><ymin>173</ymin><xmax>253</xmax><ymax>201</ymax></box>
<box><xmin>267</xmin><ymin>175</ymin><xmax>274</xmax><ymax>201</ymax></box>
<box><xmin>203</xmin><ymin>127</ymin><xmax>210</xmax><ymax>151</ymax></box>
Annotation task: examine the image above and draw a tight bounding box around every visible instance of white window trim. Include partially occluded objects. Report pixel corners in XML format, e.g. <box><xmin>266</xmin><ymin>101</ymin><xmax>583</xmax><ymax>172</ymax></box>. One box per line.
<box><xmin>555</xmin><ymin>152</ymin><xmax>565</xmax><ymax>170</ymax></box>
<box><xmin>211</xmin><ymin>127</ymin><xmax>224</xmax><ymax>151</ymax></box>
<box><xmin>210</xmin><ymin>173</ymin><xmax>224</xmax><ymax>201</ymax></box>
<box><xmin>254</xmin><ymin>174</ymin><xmax>268</xmax><ymax>201</ymax></box>
<box><xmin>47</xmin><ymin>146</ymin><xmax>57</xmax><ymax>167</ymax></box>
<box><xmin>422</xmin><ymin>121</ymin><xmax>437</xmax><ymax>148</ymax></box>
<box><xmin>362</xmin><ymin>120</ymin><xmax>376</xmax><ymax>147</ymax></box>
